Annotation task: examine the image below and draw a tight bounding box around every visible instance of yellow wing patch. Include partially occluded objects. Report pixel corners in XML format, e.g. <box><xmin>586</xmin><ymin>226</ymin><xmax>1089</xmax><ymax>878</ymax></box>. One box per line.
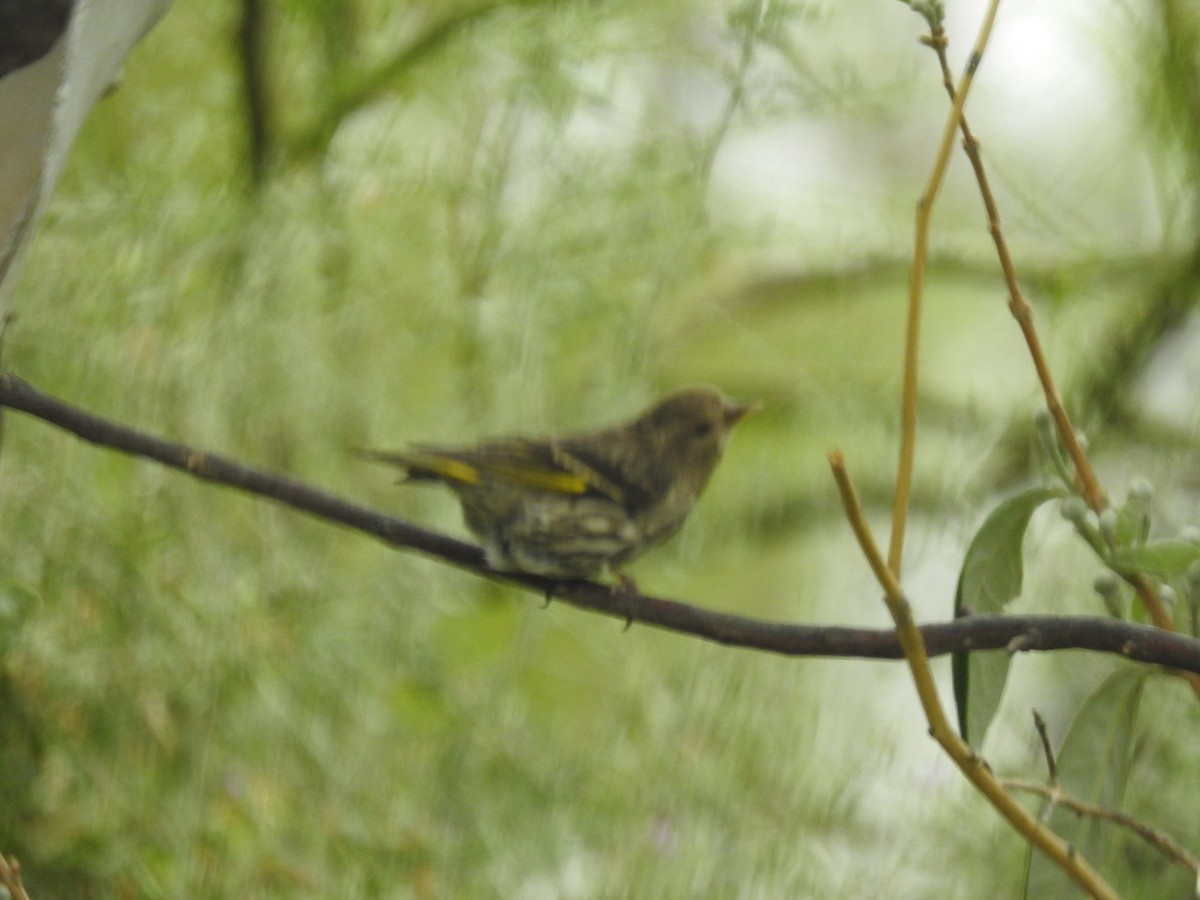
<box><xmin>406</xmin><ymin>454</ymin><xmax>484</xmax><ymax>486</ymax></box>
<box><xmin>404</xmin><ymin>450</ymin><xmax>591</xmax><ymax>494</ymax></box>
<box><xmin>482</xmin><ymin>460</ymin><xmax>591</xmax><ymax>494</ymax></box>
<box><xmin>549</xmin><ymin>445</ymin><xmax>628</xmax><ymax>505</ymax></box>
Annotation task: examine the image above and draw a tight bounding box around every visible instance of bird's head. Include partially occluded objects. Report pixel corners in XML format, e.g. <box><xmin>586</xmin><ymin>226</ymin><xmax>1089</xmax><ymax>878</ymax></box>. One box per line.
<box><xmin>639</xmin><ymin>385</ymin><xmax>758</xmax><ymax>490</ymax></box>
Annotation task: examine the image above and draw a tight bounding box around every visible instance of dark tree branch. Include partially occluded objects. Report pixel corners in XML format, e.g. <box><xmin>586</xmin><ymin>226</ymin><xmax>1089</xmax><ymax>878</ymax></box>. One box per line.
<box><xmin>4</xmin><ymin>370</ymin><xmax>1200</xmax><ymax>674</ymax></box>
<box><xmin>292</xmin><ymin>0</ymin><xmax>556</xmax><ymax>160</ymax></box>
<box><xmin>238</xmin><ymin>0</ymin><xmax>272</xmax><ymax>185</ymax></box>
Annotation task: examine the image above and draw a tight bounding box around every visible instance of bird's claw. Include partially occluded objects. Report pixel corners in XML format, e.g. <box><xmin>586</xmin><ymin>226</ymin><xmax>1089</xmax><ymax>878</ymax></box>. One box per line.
<box><xmin>610</xmin><ymin>572</ymin><xmax>638</xmax><ymax>631</ymax></box>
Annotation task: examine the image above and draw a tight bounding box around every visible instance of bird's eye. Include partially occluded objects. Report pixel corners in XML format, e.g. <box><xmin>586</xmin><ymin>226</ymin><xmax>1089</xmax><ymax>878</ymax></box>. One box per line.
<box><xmin>693</xmin><ymin>421</ymin><xmax>714</xmax><ymax>438</ymax></box>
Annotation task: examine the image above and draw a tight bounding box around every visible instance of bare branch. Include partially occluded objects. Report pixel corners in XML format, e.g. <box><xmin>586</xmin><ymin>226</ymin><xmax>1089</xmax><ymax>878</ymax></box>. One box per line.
<box><xmin>832</xmin><ymin>447</ymin><xmax>1115</xmax><ymax>900</ymax></box>
<box><xmin>1032</xmin><ymin>709</ymin><xmax>1058</xmax><ymax>786</ymax></box>
<box><xmin>1003</xmin><ymin>778</ymin><xmax>1200</xmax><ymax>878</ymax></box>
<box><xmin>0</xmin><ymin>852</ymin><xmax>30</xmax><ymax>900</ymax></box>
<box><xmin>4</xmin><ymin>371</ymin><xmax>1200</xmax><ymax>676</ymax></box>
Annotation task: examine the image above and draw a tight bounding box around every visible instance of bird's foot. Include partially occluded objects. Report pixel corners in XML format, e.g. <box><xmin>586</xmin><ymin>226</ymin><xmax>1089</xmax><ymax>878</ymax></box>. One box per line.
<box><xmin>609</xmin><ymin>572</ymin><xmax>639</xmax><ymax>630</ymax></box>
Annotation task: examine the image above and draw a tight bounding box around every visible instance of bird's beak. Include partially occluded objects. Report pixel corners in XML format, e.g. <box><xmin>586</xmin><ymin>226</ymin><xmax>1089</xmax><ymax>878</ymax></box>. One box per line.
<box><xmin>724</xmin><ymin>398</ymin><xmax>761</xmax><ymax>427</ymax></box>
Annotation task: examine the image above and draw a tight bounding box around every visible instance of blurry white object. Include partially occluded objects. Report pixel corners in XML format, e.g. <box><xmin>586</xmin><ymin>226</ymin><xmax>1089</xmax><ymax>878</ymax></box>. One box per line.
<box><xmin>0</xmin><ymin>0</ymin><xmax>170</xmax><ymax>307</ymax></box>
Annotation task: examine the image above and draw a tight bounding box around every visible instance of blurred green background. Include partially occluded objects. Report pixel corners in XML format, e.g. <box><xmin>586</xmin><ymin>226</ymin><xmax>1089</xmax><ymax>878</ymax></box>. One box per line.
<box><xmin>2</xmin><ymin>0</ymin><xmax>1200</xmax><ymax>896</ymax></box>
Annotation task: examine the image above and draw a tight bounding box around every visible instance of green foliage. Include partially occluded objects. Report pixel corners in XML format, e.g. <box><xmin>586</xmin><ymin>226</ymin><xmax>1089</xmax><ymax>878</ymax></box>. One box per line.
<box><xmin>4</xmin><ymin>0</ymin><xmax>1200</xmax><ymax>895</ymax></box>
<box><xmin>1021</xmin><ymin>669</ymin><xmax>1198</xmax><ymax>899</ymax></box>
<box><xmin>1</xmin><ymin>1</ymin><xmax>830</xmax><ymax>895</ymax></box>
<box><xmin>953</xmin><ymin>487</ymin><xmax>1061</xmax><ymax>746</ymax></box>
<box><xmin>1109</xmin><ymin>541</ymin><xmax>1200</xmax><ymax>579</ymax></box>
<box><xmin>952</xmin><ymin>425</ymin><xmax>1200</xmax><ymax>895</ymax></box>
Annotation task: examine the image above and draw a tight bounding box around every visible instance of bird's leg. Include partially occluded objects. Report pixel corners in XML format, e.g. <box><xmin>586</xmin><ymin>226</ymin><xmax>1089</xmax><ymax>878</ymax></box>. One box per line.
<box><xmin>614</xmin><ymin>572</ymin><xmax>639</xmax><ymax>594</ymax></box>
<box><xmin>610</xmin><ymin>570</ymin><xmax>639</xmax><ymax>630</ymax></box>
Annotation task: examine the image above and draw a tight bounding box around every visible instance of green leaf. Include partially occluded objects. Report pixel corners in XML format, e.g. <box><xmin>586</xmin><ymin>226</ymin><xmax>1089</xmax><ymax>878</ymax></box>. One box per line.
<box><xmin>1112</xmin><ymin>496</ymin><xmax>1151</xmax><ymax>548</ymax></box>
<box><xmin>953</xmin><ymin>487</ymin><xmax>1060</xmax><ymax>746</ymax></box>
<box><xmin>1022</xmin><ymin>666</ymin><xmax>1149</xmax><ymax>898</ymax></box>
<box><xmin>1109</xmin><ymin>541</ymin><xmax>1200</xmax><ymax>578</ymax></box>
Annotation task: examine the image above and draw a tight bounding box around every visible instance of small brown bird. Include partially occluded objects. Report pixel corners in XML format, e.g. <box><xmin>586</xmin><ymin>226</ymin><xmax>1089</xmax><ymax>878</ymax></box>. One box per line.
<box><xmin>359</xmin><ymin>386</ymin><xmax>757</xmax><ymax>581</ymax></box>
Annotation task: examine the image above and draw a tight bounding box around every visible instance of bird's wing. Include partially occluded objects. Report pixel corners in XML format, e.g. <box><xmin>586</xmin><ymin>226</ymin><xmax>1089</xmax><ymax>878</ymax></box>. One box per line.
<box><xmin>359</xmin><ymin>438</ymin><xmax>657</xmax><ymax>507</ymax></box>
<box><xmin>553</xmin><ymin>433</ymin><xmax>665</xmax><ymax>511</ymax></box>
<box><xmin>362</xmin><ymin>442</ymin><xmax>599</xmax><ymax>495</ymax></box>
<box><xmin>543</xmin><ymin>443</ymin><xmax>630</xmax><ymax>505</ymax></box>
<box><xmin>463</xmin><ymin>441</ymin><xmax>597</xmax><ymax>495</ymax></box>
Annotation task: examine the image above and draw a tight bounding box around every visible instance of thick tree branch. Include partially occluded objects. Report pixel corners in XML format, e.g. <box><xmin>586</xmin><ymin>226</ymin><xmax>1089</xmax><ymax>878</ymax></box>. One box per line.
<box><xmin>4</xmin><ymin>370</ymin><xmax>1200</xmax><ymax>674</ymax></box>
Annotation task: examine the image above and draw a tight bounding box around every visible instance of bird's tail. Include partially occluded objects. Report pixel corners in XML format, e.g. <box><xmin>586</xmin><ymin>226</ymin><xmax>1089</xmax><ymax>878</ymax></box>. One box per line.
<box><xmin>351</xmin><ymin>447</ymin><xmax>421</xmax><ymax>482</ymax></box>
<box><xmin>352</xmin><ymin>447</ymin><xmax>480</xmax><ymax>485</ymax></box>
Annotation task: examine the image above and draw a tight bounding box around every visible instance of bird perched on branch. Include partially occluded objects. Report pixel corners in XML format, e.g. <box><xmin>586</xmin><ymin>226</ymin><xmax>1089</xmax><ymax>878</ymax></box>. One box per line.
<box><xmin>358</xmin><ymin>385</ymin><xmax>757</xmax><ymax>583</ymax></box>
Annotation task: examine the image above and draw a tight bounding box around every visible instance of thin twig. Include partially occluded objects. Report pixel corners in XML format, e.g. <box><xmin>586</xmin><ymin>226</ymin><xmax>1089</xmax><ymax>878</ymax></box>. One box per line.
<box><xmin>292</xmin><ymin>0</ymin><xmax>555</xmax><ymax>159</ymax></box>
<box><xmin>922</xmin><ymin>19</ymin><xmax>1104</xmax><ymax>511</ymax></box>
<box><xmin>698</xmin><ymin>0</ymin><xmax>766</xmax><ymax>182</ymax></box>
<box><xmin>830</xmin><ymin>452</ymin><xmax>941</xmax><ymax>709</ymax></box>
<box><xmin>829</xmin><ymin>452</ymin><xmax>1116</xmax><ymax>899</ymax></box>
<box><xmin>887</xmin><ymin>0</ymin><xmax>1001</xmax><ymax>576</ymax></box>
<box><xmin>1032</xmin><ymin>709</ymin><xmax>1058</xmax><ymax>785</ymax></box>
<box><xmin>4</xmin><ymin>372</ymin><xmax>1200</xmax><ymax>673</ymax></box>
<box><xmin>919</xmin><ymin>12</ymin><xmax>1198</xmax><ymax>695</ymax></box>
<box><xmin>1021</xmin><ymin>708</ymin><xmax>1200</xmax><ymax>876</ymax></box>
<box><xmin>1003</xmin><ymin>778</ymin><xmax>1200</xmax><ymax>878</ymax></box>
<box><xmin>0</xmin><ymin>852</ymin><xmax>31</xmax><ymax>900</ymax></box>
<box><xmin>1132</xmin><ymin>573</ymin><xmax>1179</xmax><ymax>635</ymax></box>
<box><xmin>1030</xmin><ymin>708</ymin><xmax>1060</xmax><ymax>824</ymax></box>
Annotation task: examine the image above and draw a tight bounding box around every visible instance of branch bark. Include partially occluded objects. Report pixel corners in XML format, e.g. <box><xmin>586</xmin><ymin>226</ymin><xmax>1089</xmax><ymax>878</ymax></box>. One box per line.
<box><xmin>4</xmin><ymin>371</ymin><xmax>1200</xmax><ymax>674</ymax></box>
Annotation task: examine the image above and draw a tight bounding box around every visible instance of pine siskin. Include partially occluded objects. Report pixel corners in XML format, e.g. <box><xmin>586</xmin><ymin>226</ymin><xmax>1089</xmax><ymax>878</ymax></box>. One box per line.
<box><xmin>359</xmin><ymin>385</ymin><xmax>757</xmax><ymax>581</ymax></box>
